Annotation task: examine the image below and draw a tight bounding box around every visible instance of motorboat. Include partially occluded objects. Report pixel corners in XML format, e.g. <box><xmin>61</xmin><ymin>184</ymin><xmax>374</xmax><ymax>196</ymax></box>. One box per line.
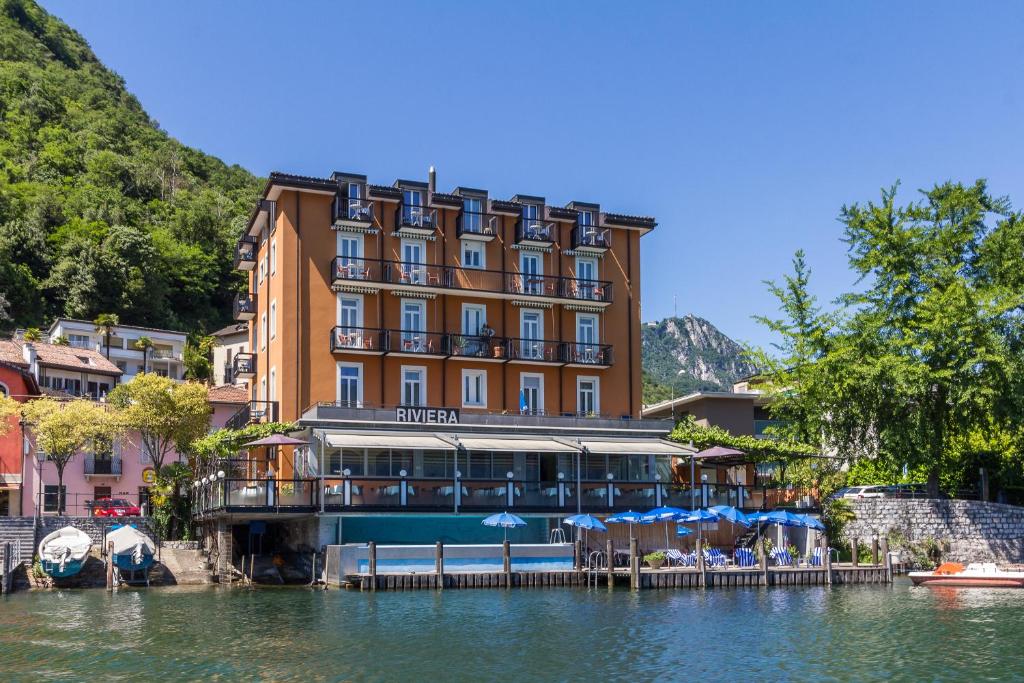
<box><xmin>909</xmin><ymin>562</ymin><xmax>1024</xmax><ymax>588</ymax></box>
<box><xmin>106</xmin><ymin>524</ymin><xmax>156</xmax><ymax>576</ymax></box>
<box><xmin>38</xmin><ymin>526</ymin><xmax>92</xmax><ymax>578</ymax></box>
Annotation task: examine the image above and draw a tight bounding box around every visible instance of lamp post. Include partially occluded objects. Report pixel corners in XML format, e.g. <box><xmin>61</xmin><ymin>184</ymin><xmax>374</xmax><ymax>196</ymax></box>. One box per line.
<box><xmin>669</xmin><ymin>370</ymin><xmax>687</xmax><ymax>421</ymax></box>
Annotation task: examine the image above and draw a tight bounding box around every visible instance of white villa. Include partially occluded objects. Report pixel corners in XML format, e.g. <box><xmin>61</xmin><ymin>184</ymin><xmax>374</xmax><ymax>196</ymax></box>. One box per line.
<box><xmin>47</xmin><ymin>318</ymin><xmax>187</xmax><ymax>382</ymax></box>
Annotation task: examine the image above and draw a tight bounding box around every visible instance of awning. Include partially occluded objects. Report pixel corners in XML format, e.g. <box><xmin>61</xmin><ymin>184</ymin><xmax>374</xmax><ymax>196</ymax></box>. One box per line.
<box><xmin>456</xmin><ymin>437</ymin><xmax>580</xmax><ymax>453</ymax></box>
<box><xmin>581</xmin><ymin>439</ymin><xmax>694</xmax><ymax>455</ymax></box>
<box><xmin>325</xmin><ymin>433</ymin><xmax>455</xmax><ymax>450</ymax></box>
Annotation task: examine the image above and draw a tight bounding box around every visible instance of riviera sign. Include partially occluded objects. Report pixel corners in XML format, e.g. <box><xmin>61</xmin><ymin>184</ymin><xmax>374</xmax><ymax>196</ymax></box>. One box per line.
<box><xmin>395</xmin><ymin>407</ymin><xmax>460</xmax><ymax>424</ymax></box>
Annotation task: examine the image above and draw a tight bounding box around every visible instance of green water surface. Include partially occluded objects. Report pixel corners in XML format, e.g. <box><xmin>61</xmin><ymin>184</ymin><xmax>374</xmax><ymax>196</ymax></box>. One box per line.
<box><xmin>1</xmin><ymin>580</ymin><xmax>1021</xmax><ymax>682</ymax></box>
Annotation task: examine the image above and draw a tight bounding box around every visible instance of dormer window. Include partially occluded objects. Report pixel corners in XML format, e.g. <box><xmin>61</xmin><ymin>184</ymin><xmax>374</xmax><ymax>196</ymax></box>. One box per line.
<box><xmin>579</xmin><ymin>210</ymin><xmax>595</xmax><ymax>233</ymax></box>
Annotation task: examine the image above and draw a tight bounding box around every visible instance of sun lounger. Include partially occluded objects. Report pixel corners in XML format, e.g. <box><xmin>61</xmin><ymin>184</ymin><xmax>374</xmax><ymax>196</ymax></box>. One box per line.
<box><xmin>735</xmin><ymin>547</ymin><xmax>757</xmax><ymax>567</ymax></box>
<box><xmin>703</xmin><ymin>548</ymin><xmax>727</xmax><ymax>568</ymax></box>
<box><xmin>771</xmin><ymin>549</ymin><xmax>794</xmax><ymax>566</ymax></box>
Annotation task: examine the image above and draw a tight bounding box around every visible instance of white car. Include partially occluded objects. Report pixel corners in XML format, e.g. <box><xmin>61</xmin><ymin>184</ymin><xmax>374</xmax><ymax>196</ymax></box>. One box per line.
<box><xmin>841</xmin><ymin>485</ymin><xmax>887</xmax><ymax>499</ymax></box>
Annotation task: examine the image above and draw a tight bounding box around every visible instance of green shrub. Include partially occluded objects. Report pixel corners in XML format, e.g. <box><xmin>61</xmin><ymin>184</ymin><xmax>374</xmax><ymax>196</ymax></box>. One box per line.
<box><xmin>644</xmin><ymin>551</ymin><xmax>666</xmax><ymax>564</ymax></box>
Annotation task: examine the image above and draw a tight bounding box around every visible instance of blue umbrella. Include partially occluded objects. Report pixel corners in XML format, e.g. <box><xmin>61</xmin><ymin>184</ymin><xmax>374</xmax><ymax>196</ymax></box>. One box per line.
<box><xmin>708</xmin><ymin>505</ymin><xmax>751</xmax><ymax>528</ymax></box>
<box><xmin>642</xmin><ymin>506</ymin><xmax>691</xmax><ymax>547</ymax></box>
<box><xmin>482</xmin><ymin>512</ymin><xmax>527</xmax><ymax>541</ymax></box>
<box><xmin>606</xmin><ymin>510</ymin><xmax>647</xmax><ymax>524</ymax></box>
<box><xmin>679</xmin><ymin>509</ymin><xmax>720</xmax><ymax>524</ymax></box>
<box><xmin>796</xmin><ymin>514</ymin><xmax>826</xmax><ymax>531</ymax></box>
<box><xmin>764</xmin><ymin>510</ymin><xmax>807</xmax><ymax>527</ymax></box>
<box><xmin>563</xmin><ymin>513</ymin><xmax>607</xmax><ymax>532</ymax></box>
<box><xmin>675</xmin><ymin>525</ymin><xmax>694</xmax><ymax>537</ymax></box>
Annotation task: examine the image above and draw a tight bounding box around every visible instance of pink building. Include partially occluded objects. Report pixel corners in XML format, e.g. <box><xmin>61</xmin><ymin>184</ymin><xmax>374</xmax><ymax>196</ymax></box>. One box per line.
<box><xmin>0</xmin><ymin>337</ymin><xmax>247</xmax><ymax>517</ymax></box>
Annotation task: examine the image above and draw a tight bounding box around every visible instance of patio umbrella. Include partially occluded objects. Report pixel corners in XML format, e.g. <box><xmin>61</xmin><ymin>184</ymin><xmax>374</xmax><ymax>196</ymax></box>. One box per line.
<box><xmin>482</xmin><ymin>511</ymin><xmax>527</xmax><ymax>541</ymax></box>
<box><xmin>605</xmin><ymin>510</ymin><xmax>652</xmax><ymax>542</ymax></box>
<box><xmin>563</xmin><ymin>513</ymin><xmax>607</xmax><ymax>549</ymax></box>
<box><xmin>749</xmin><ymin>509</ymin><xmax>808</xmax><ymax>555</ymax></box>
<box><xmin>679</xmin><ymin>508</ymin><xmax>720</xmax><ymax>556</ymax></box>
<box><xmin>708</xmin><ymin>505</ymin><xmax>751</xmax><ymax>527</ymax></box>
<box><xmin>796</xmin><ymin>514</ymin><xmax>826</xmax><ymax>531</ymax></box>
<box><xmin>642</xmin><ymin>506</ymin><xmax>691</xmax><ymax>548</ymax></box>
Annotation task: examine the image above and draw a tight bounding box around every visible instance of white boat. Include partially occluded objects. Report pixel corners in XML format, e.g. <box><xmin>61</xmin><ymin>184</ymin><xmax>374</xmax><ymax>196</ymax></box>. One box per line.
<box><xmin>106</xmin><ymin>525</ymin><xmax>156</xmax><ymax>574</ymax></box>
<box><xmin>38</xmin><ymin>526</ymin><xmax>92</xmax><ymax>578</ymax></box>
<box><xmin>909</xmin><ymin>562</ymin><xmax>1024</xmax><ymax>588</ymax></box>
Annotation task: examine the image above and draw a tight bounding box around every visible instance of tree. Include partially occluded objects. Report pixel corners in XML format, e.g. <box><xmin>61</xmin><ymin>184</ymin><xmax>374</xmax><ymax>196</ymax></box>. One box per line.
<box><xmin>133</xmin><ymin>335</ymin><xmax>153</xmax><ymax>374</ymax></box>
<box><xmin>93</xmin><ymin>312</ymin><xmax>119</xmax><ymax>359</ymax></box>
<box><xmin>52</xmin><ymin>335</ymin><xmax>69</xmax><ymax>346</ymax></box>
<box><xmin>107</xmin><ymin>373</ymin><xmax>211</xmax><ymax>470</ymax></box>
<box><xmin>0</xmin><ymin>394</ymin><xmax>18</xmax><ymax>437</ymax></box>
<box><xmin>183</xmin><ymin>334</ymin><xmax>216</xmax><ymax>382</ymax></box>
<box><xmin>22</xmin><ymin>327</ymin><xmax>42</xmax><ymax>342</ymax></box>
<box><xmin>20</xmin><ymin>398</ymin><xmax>118</xmax><ymax>515</ymax></box>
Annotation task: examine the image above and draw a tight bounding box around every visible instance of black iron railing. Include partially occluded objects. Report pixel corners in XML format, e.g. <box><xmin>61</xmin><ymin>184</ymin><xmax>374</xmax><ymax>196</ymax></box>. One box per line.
<box><xmin>232</xmin><ymin>353</ymin><xmax>256</xmax><ymax>377</ymax></box>
<box><xmin>330</xmin><ymin>326</ymin><xmax>385</xmax><ymax>353</ymax></box>
<box><xmin>457</xmin><ymin>211</ymin><xmax>500</xmax><ymax>239</ymax></box>
<box><xmin>232</xmin><ymin>292</ymin><xmax>256</xmax><ymax>320</ymax></box>
<box><xmin>572</xmin><ymin>224</ymin><xmax>611</xmax><ymax>250</ymax></box>
<box><xmin>224</xmin><ymin>400</ymin><xmax>279</xmax><ymax>431</ymax></box>
<box><xmin>84</xmin><ymin>454</ymin><xmax>122</xmax><ymax>476</ymax></box>
<box><xmin>506</xmin><ymin>338</ymin><xmax>565</xmax><ymax>363</ymax></box>
<box><xmin>396</xmin><ymin>204</ymin><xmax>438</xmax><ymax>231</ymax></box>
<box><xmin>564</xmin><ymin>342</ymin><xmax>613</xmax><ymax>366</ymax></box>
<box><xmin>515</xmin><ymin>217</ymin><xmax>556</xmax><ymax>244</ymax></box>
<box><xmin>332</xmin><ymin>196</ymin><xmax>375</xmax><ymax>225</ymax></box>
<box><xmin>233</xmin><ymin>237</ymin><xmax>258</xmax><ymax>270</ymax></box>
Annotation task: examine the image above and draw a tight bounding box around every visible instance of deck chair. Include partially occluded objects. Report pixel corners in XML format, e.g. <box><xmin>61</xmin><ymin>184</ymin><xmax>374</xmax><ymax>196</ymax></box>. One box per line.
<box><xmin>735</xmin><ymin>547</ymin><xmax>757</xmax><ymax>568</ymax></box>
<box><xmin>771</xmin><ymin>549</ymin><xmax>793</xmax><ymax>566</ymax></box>
<box><xmin>703</xmin><ymin>548</ymin><xmax>727</xmax><ymax>568</ymax></box>
<box><xmin>665</xmin><ymin>549</ymin><xmax>687</xmax><ymax>567</ymax></box>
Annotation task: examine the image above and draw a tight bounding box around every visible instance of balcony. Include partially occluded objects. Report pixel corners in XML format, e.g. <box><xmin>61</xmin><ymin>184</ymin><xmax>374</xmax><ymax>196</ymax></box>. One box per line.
<box><xmin>562</xmin><ymin>277</ymin><xmax>613</xmax><ymax>303</ymax></box>
<box><xmin>330</xmin><ymin>326</ymin><xmax>385</xmax><ymax>355</ymax></box>
<box><xmin>564</xmin><ymin>342</ymin><xmax>614</xmax><ymax>368</ymax></box>
<box><xmin>506</xmin><ymin>338</ymin><xmax>565</xmax><ymax>364</ymax></box>
<box><xmin>84</xmin><ymin>454</ymin><xmax>122</xmax><ymax>477</ymax></box>
<box><xmin>515</xmin><ymin>217</ymin><xmax>556</xmax><ymax>247</ymax></box>
<box><xmin>233</xmin><ymin>292</ymin><xmax>256</xmax><ymax>321</ymax></box>
<box><xmin>332</xmin><ymin>196</ymin><xmax>375</xmax><ymax>230</ymax></box>
<box><xmin>572</xmin><ymin>224</ymin><xmax>611</xmax><ymax>253</ymax></box>
<box><xmin>385</xmin><ymin>330</ymin><xmax>448</xmax><ymax>358</ymax></box>
<box><xmin>232</xmin><ymin>353</ymin><xmax>256</xmax><ymax>379</ymax></box>
<box><xmin>225</xmin><ymin>400</ymin><xmax>279</xmax><ymax>431</ymax></box>
<box><xmin>389</xmin><ymin>261</ymin><xmax>449</xmax><ymax>289</ymax></box>
<box><xmin>448</xmin><ymin>334</ymin><xmax>507</xmax><ymax>361</ymax></box>
<box><xmin>331</xmin><ymin>256</ymin><xmax>386</xmax><ymax>289</ymax></box>
<box><xmin>234</xmin><ymin>237</ymin><xmax>257</xmax><ymax>270</ymax></box>
<box><xmin>395</xmin><ymin>204</ymin><xmax>438</xmax><ymax>237</ymax></box>
<box><xmin>506</xmin><ymin>271</ymin><xmax>563</xmax><ymax>298</ymax></box>
<box><xmin>457</xmin><ymin>211</ymin><xmax>499</xmax><ymax>241</ymax></box>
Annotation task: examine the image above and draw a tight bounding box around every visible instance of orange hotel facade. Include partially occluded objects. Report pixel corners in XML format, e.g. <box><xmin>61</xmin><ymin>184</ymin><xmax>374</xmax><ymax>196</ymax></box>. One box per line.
<box><xmin>212</xmin><ymin>169</ymin><xmax>705</xmax><ymax>545</ymax></box>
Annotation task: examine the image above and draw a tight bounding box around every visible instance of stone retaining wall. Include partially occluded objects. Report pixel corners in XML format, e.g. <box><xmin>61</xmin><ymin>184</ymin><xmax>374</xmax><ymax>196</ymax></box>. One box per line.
<box><xmin>846</xmin><ymin>499</ymin><xmax>1024</xmax><ymax>564</ymax></box>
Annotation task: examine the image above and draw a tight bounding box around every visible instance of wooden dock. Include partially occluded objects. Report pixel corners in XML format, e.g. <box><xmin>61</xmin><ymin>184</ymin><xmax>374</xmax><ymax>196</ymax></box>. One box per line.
<box><xmin>343</xmin><ymin>563</ymin><xmax>894</xmax><ymax>591</ymax></box>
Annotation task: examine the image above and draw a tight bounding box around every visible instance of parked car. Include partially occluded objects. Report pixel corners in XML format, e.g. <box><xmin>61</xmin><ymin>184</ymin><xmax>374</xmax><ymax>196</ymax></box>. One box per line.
<box><xmin>826</xmin><ymin>487</ymin><xmax>852</xmax><ymax>501</ymax></box>
<box><xmin>840</xmin><ymin>485</ymin><xmax>888</xmax><ymax>499</ymax></box>
<box><xmin>91</xmin><ymin>497</ymin><xmax>141</xmax><ymax>517</ymax></box>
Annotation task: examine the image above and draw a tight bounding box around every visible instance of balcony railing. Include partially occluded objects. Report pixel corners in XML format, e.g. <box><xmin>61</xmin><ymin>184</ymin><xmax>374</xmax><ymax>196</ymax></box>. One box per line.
<box><xmin>234</xmin><ymin>237</ymin><xmax>257</xmax><ymax>270</ymax></box>
<box><xmin>332</xmin><ymin>196</ymin><xmax>375</xmax><ymax>227</ymax></box>
<box><xmin>225</xmin><ymin>399</ymin><xmax>279</xmax><ymax>431</ymax></box>
<box><xmin>331</xmin><ymin>256</ymin><xmax>386</xmax><ymax>286</ymax></box>
<box><xmin>564</xmin><ymin>342</ymin><xmax>613</xmax><ymax>367</ymax></box>
<box><xmin>448</xmin><ymin>334</ymin><xmax>506</xmax><ymax>360</ymax></box>
<box><xmin>232</xmin><ymin>353</ymin><xmax>256</xmax><ymax>378</ymax></box>
<box><xmin>327</xmin><ymin>256</ymin><xmax>614</xmax><ymax>304</ymax></box>
<box><xmin>385</xmin><ymin>329</ymin><xmax>448</xmax><ymax>356</ymax></box>
<box><xmin>330</xmin><ymin>326</ymin><xmax>384</xmax><ymax>353</ymax></box>
<box><xmin>84</xmin><ymin>454</ymin><xmax>122</xmax><ymax>476</ymax></box>
<box><xmin>572</xmin><ymin>224</ymin><xmax>611</xmax><ymax>251</ymax></box>
<box><xmin>395</xmin><ymin>204</ymin><xmax>438</xmax><ymax>234</ymax></box>
<box><xmin>457</xmin><ymin>211</ymin><xmax>499</xmax><ymax>240</ymax></box>
<box><xmin>506</xmin><ymin>338</ymin><xmax>565</xmax><ymax>363</ymax></box>
<box><xmin>515</xmin><ymin>217</ymin><xmax>556</xmax><ymax>246</ymax></box>
<box><xmin>233</xmin><ymin>292</ymin><xmax>256</xmax><ymax>321</ymax></box>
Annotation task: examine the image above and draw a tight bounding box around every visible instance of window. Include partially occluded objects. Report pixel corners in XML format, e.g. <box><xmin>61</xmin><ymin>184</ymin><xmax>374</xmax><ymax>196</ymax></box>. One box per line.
<box><xmin>260</xmin><ymin>314</ymin><xmax>268</xmax><ymax>350</ymax></box>
<box><xmin>338</xmin><ymin>363</ymin><xmax>362</xmax><ymax>407</ymax></box>
<box><xmin>68</xmin><ymin>334</ymin><xmax>90</xmax><ymax>349</ymax></box>
<box><xmin>577</xmin><ymin>377</ymin><xmax>599</xmax><ymax>416</ymax></box>
<box><xmin>269</xmin><ymin>367</ymin><xmax>276</xmax><ymax>403</ymax></box>
<box><xmin>93</xmin><ymin>485</ymin><xmax>111</xmax><ymax>501</ymax></box>
<box><xmin>260</xmin><ymin>376</ymin><xmax>267</xmax><ymax>402</ymax></box>
<box><xmin>520</xmin><ymin>252</ymin><xmax>542</xmax><ymax>294</ymax></box>
<box><xmin>402</xmin><ymin>366</ymin><xmax>426</xmax><ymax>407</ymax></box>
<box><xmin>347</xmin><ymin>183</ymin><xmax>367</xmax><ymax>219</ymax></box>
<box><xmin>0</xmin><ymin>382</ymin><xmax>7</xmax><ymax>397</ymax></box>
<box><xmin>338</xmin><ymin>294</ymin><xmax>362</xmax><ymax>329</ymax></box>
<box><xmin>461</xmin><ymin>304</ymin><xmax>487</xmax><ymax>336</ymax></box>
<box><xmin>462</xmin><ymin>369</ymin><xmax>487</xmax><ymax>408</ymax></box>
<box><xmin>577</xmin><ymin>314</ymin><xmax>598</xmax><ymax>344</ymax></box>
<box><xmin>520</xmin><ymin>310</ymin><xmax>543</xmax><ymax>360</ymax></box>
<box><xmin>270</xmin><ymin>239</ymin><xmax>277</xmax><ymax>275</ymax></box>
<box><xmin>401</xmin><ymin>299</ymin><xmax>425</xmax><ymax>347</ymax></box>
<box><xmin>269</xmin><ymin>300</ymin><xmax>277</xmax><ymax>340</ymax></box>
<box><xmin>462</xmin><ymin>241</ymin><xmax>484</xmax><ymax>269</ymax></box>
<box><xmin>402</xmin><ymin>189</ymin><xmax>430</xmax><ymax>227</ymax></box>
<box><xmin>43</xmin><ymin>485</ymin><xmax>66</xmax><ymax>513</ymax></box>
<box><xmin>400</xmin><ymin>239</ymin><xmax>426</xmax><ymax>284</ymax></box>
<box><xmin>338</xmin><ymin>234</ymin><xmax>362</xmax><ymax>270</ymax></box>
<box><xmin>520</xmin><ymin>373</ymin><xmax>543</xmax><ymax>415</ymax></box>
<box><xmin>579</xmin><ymin>210</ymin><xmax>595</xmax><ymax>231</ymax></box>
<box><xmin>463</xmin><ymin>197</ymin><xmax>483</xmax><ymax>233</ymax></box>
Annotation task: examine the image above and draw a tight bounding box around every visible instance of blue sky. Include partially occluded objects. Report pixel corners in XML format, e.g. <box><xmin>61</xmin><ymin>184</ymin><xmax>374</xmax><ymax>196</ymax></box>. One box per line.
<box><xmin>41</xmin><ymin>1</ymin><xmax>1024</xmax><ymax>350</ymax></box>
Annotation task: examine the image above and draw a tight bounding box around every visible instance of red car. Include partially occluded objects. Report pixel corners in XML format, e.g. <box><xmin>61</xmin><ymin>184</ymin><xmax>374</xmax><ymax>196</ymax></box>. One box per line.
<box><xmin>91</xmin><ymin>498</ymin><xmax>141</xmax><ymax>517</ymax></box>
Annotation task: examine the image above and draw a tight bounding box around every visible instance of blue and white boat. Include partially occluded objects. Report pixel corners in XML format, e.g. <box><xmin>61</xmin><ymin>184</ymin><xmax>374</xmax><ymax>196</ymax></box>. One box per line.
<box><xmin>106</xmin><ymin>524</ymin><xmax>156</xmax><ymax>574</ymax></box>
<box><xmin>38</xmin><ymin>526</ymin><xmax>92</xmax><ymax>578</ymax></box>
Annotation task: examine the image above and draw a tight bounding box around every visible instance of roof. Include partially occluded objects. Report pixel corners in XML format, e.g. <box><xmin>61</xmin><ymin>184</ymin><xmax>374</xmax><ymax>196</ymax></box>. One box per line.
<box><xmin>207</xmin><ymin>384</ymin><xmax>248</xmax><ymax>404</ymax></box>
<box><xmin>0</xmin><ymin>339</ymin><xmax>122</xmax><ymax>377</ymax></box>
<box><xmin>641</xmin><ymin>391</ymin><xmax>762</xmax><ymax>417</ymax></box>
<box><xmin>0</xmin><ymin>359</ymin><xmax>40</xmax><ymax>396</ymax></box>
<box><xmin>211</xmin><ymin>323</ymin><xmax>249</xmax><ymax>339</ymax></box>
<box><xmin>47</xmin><ymin>317</ymin><xmax>188</xmax><ymax>337</ymax></box>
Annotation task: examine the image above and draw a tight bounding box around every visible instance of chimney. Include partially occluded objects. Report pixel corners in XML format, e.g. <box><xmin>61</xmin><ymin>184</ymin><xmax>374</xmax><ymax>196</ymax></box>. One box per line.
<box><xmin>428</xmin><ymin>165</ymin><xmax>436</xmax><ymax>198</ymax></box>
<box><xmin>22</xmin><ymin>342</ymin><xmax>38</xmax><ymax>380</ymax></box>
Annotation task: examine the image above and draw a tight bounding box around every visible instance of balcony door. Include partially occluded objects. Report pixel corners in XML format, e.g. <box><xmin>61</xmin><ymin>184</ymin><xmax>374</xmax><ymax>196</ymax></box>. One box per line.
<box><xmin>521</xmin><ymin>252</ymin><xmax>542</xmax><ymax>295</ymax></box>
<box><xmin>338</xmin><ymin>363</ymin><xmax>362</xmax><ymax>407</ymax></box>
<box><xmin>522</xmin><ymin>203</ymin><xmax>540</xmax><ymax>228</ymax></box>
<box><xmin>463</xmin><ymin>197</ymin><xmax>482</xmax><ymax>232</ymax></box>
<box><xmin>401</xmin><ymin>239</ymin><xmax>426</xmax><ymax>284</ymax></box>
<box><xmin>577</xmin><ymin>314</ymin><xmax>598</xmax><ymax>361</ymax></box>
<box><xmin>401</xmin><ymin>299</ymin><xmax>425</xmax><ymax>350</ymax></box>
<box><xmin>521</xmin><ymin>310</ymin><xmax>543</xmax><ymax>360</ymax></box>
<box><xmin>338</xmin><ymin>295</ymin><xmax>363</xmax><ymax>349</ymax></box>
<box><xmin>337</xmin><ymin>234</ymin><xmax>363</xmax><ymax>279</ymax></box>
<box><xmin>576</xmin><ymin>256</ymin><xmax>597</xmax><ymax>300</ymax></box>
<box><xmin>578</xmin><ymin>210</ymin><xmax>596</xmax><ymax>236</ymax></box>
<box><xmin>403</xmin><ymin>189</ymin><xmax>424</xmax><ymax>226</ymax></box>
<box><xmin>520</xmin><ymin>373</ymin><xmax>543</xmax><ymax>415</ymax></box>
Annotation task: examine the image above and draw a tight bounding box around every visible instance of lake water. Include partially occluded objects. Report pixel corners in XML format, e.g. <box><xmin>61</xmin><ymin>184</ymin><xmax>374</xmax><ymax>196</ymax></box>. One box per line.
<box><xmin>1</xmin><ymin>580</ymin><xmax>1022</xmax><ymax>681</ymax></box>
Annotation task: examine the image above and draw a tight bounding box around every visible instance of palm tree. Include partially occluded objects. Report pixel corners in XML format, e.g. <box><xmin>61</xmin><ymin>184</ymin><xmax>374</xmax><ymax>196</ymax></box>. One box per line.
<box><xmin>134</xmin><ymin>336</ymin><xmax>153</xmax><ymax>374</ymax></box>
<box><xmin>22</xmin><ymin>327</ymin><xmax>42</xmax><ymax>342</ymax></box>
<box><xmin>52</xmin><ymin>335</ymin><xmax>69</xmax><ymax>346</ymax></box>
<box><xmin>93</xmin><ymin>313</ymin><xmax>120</xmax><ymax>359</ymax></box>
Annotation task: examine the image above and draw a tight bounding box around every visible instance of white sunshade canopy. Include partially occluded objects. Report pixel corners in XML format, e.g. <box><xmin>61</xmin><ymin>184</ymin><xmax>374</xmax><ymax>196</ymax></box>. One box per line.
<box><xmin>581</xmin><ymin>440</ymin><xmax>694</xmax><ymax>455</ymax></box>
<box><xmin>456</xmin><ymin>437</ymin><xmax>580</xmax><ymax>453</ymax></box>
<box><xmin>325</xmin><ymin>433</ymin><xmax>455</xmax><ymax>450</ymax></box>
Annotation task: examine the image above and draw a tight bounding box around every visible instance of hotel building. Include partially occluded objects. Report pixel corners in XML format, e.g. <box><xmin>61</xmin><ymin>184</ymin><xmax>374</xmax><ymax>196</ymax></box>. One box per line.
<box><xmin>213</xmin><ymin>168</ymin><xmax>717</xmax><ymax>545</ymax></box>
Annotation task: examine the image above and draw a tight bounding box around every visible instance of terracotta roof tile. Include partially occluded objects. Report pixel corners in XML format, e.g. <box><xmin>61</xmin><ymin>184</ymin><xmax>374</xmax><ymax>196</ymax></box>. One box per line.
<box><xmin>0</xmin><ymin>338</ymin><xmax>121</xmax><ymax>376</ymax></box>
<box><xmin>207</xmin><ymin>384</ymin><xmax>248</xmax><ymax>404</ymax></box>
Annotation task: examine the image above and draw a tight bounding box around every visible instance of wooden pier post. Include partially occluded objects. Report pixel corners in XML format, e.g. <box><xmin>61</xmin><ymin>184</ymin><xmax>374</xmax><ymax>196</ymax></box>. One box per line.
<box><xmin>502</xmin><ymin>540</ymin><xmax>511</xmax><ymax>587</ymax></box>
<box><xmin>249</xmin><ymin>553</ymin><xmax>254</xmax><ymax>585</ymax></box>
<box><xmin>606</xmin><ymin>539</ymin><xmax>614</xmax><ymax>588</ymax></box>
<box><xmin>696</xmin><ymin>537</ymin><xmax>706</xmax><ymax>588</ymax></box>
<box><xmin>629</xmin><ymin>536</ymin><xmax>639</xmax><ymax>591</ymax></box>
<box><xmin>106</xmin><ymin>541</ymin><xmax>114</xmax><ymax>591</ymax></box>
<box><xmin>871</xmin><ymin>537</ymin><xmax>879</xmax><ymax>566</ymax></box>
<box><xmin>368</xmin><ymin>541</ymin><xmax>377</xmax><ymax>592</ymax></box>
<box><xmin>881</xmin><ymin>538</ymin><xmax>892</xmax><ymax>583</ymax></box>
<box><xmin>851</xmin><ymin>537</ymin><xmax>859</xmax><ymax>567</ymax></box>
<box><xmin>240</xmin><ymin>555</ymin><xmax>246</xmax><ymax>586</ymax></box>
<box><xmin>760</xmin><ymin>543</ymin><xmax>768</xmax><ymax>586</ymax></box>
<box><xmin>435</xmin><ymin>541</ymin><xmax>444</xmax><ymax>589</ymax></box>
<box><xmin>824</xmin><ymin>535</ymin><xmax>834</xmax><ymax>586</ymax></box>
<box><xmin>574</xmin><ymin>539</ymin><xmax>582</xmax><ymax>571</ymax></box>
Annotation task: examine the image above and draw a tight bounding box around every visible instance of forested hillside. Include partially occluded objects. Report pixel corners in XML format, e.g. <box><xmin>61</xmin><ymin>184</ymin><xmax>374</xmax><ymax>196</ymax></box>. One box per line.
<box><xmin>0</xmin><ymin>0</ymin><xmax>260</xmax><ymax>333</ymax></box>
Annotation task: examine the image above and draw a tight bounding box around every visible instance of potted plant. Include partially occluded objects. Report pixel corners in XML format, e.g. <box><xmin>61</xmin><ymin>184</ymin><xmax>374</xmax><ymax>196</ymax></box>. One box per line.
<box><xmin>451</xmin><ymin>335</ymin><xmax>466</xmax><ymax>355</ymax></box>
<box><xmin>644</xmin><ymin>551</ymin><xmax>667</xmax><ymax>570</ymax></box>
<box><xmin>492</xmin><ymin>343</ymin><xmax>504</xmax><ymax>358</ymax></box>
